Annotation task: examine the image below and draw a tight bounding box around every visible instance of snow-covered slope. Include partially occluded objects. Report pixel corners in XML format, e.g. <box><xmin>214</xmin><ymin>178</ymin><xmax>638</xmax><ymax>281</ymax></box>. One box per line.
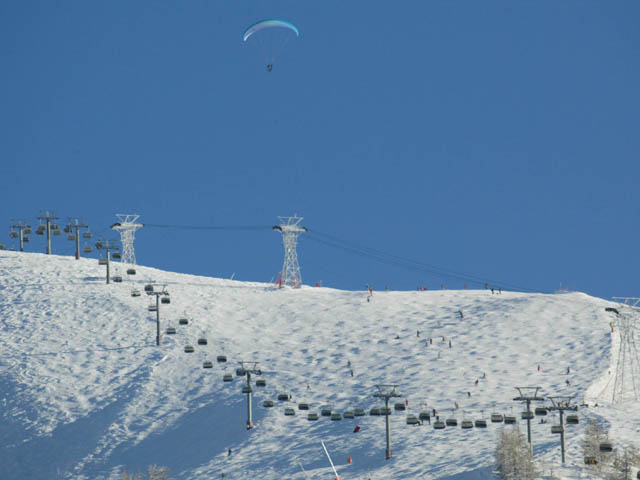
<box><xmin>0</xmin><ymin>251</ymin><xmax>636</xmax><ymax>479</ymax></box>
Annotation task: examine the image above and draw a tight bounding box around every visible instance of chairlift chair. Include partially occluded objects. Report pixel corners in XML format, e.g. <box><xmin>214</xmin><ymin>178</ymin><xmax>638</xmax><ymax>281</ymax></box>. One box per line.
<box><xmin>131</xmin><ymin>289</ymin><xmax>141</xmax><ymax>297</ymax></box>
<box><xmin>307</xmin><ymin>412</ymin><xmax>319</xmax><ymax>421</ymax></box>
<box><xmin>83</xmin><ymin>246</ymin><xmax>92</xmax><ymax>253</ymax></box>
<box><xmin>113</xmin><ymin>276</ymin><xmax>122</xmax><ymax>283</ymax></box>
<box><xmin>127</xmin><ymin>268</ymin><xmax>136</xmax><ymax>275</ymax></box>
<box><xmin>521</xmin><ymin>411</ymin><xmax>534</xmax><ymax>420</ymax></box>
<box><xmin>343</xmin><ymin>410</ymin><xmax>354</xmax><ymax>419</ymax></box>
<box><xmin>112</xmin><ymin>252</ymin><xmax>121</xmax><ymax>260</ymax></box>
<box><xmin>203</xmin><ymin>360</ymin><xmax>213</xmax><ymax>369</ymax></box>
<box><xmin>148</xmin><ymin>304</ymin><xmax>157</xmax><ymax>312</ymax></box>
<box><xmin>64</xmin><ymin>225</ymin><xmax>72</xmax><ymax>233</ymax></box>
<box><xmin>369</xmin><ymin>408</ymin><xmax>380</xmax><ymax>416</ymax></box>
<box><xmin>445</xmin><ymin>418</ymin><xmax>458</xmax><ymax>427</ymax></box>
<box><xmin>298</xmin><ymin>403</ymin><xmax>309</xmax><ymax>410</ymax></box>
<box><xmin>277</xmin><ymin>393</ymin><xmax>289</xmax><ymax>401</ymax></box>
<box><xmin>394</xmin><ymin>402</ymin><xmax>406</xmax><ymax>411</ymax></box>
<box><xmin>433</xmin><ymin>420</ymin><xmax>445</xmax><ymax>429</ymax></box>
<box><xmin>99</xmin><ymin>258</ymin><xmax>107</xmax><ymax>265</ymax></box>
<box><xmin>144</xmin><ymin>284</ymin><xmax>154</xmax><ymax>293</ymax></box>
<box><xmin>284</xmin><ymin>408</ymin><xmax>295</xmax><ymax>416</ymax></box>
<box><xmin>166</xmin><ymin>327</ymin><xmax>176</xmax><ymax>335</ymax></box>
<box><xmin>223</xmin><ymin>373</ymin><xmax>233</xmax><ymax>382</ymax></box>
<box><xmin>584</xmin><ymin>456</ymin><xmax>598</xmax><ymax>465</ymax></box>
<box><xmin>0</xmin><ymin>243</ymin><xmax>5</xmax><ymax>250</ymax></box>
<box><xmin>197</xmin><ymin>338</ymin><xmax>207</xmax><ymax>345</ymax></box>
<box><xmin>263</xmin><ymin>400</ymin><xmax>274</xmax><ymax>408</ymax></box>
<box><xmin>53</xmin><ymin>229</ymin><xmax>61</xmax><ymax>236</ymax></box>
<box><xmin>461</xmin><ymin>420</ymin><xmax>474</xmax><ymax>429</ymax></box>
<box><xmin>241</xmin><ymin>385</ymin><xmax>252</xmax><ymax>394</ymax></box>
<box><xmin>354</xmin><ymin>408</ymin><xmax>365</xmax><ymax>417</ymax></box>
<box><xmin>256</xmin><ymin>379</ymin><xmax>266</xmax><ymax>387</ymax></box>
<box><xmin>406</xmin><ymin>415</ymin><xmax>420</xmax><ymax>425</ymax></box>
<box><xmin>184</xmin><ymin>345</ymin><xmax>194</xmax><ymax>353</ymax></box>
<box><xmin>9</xmin><ymin>231</ymin><xmax>17</xmax><ymax>239</ymax></box>
<box><xmin>419</xmin><ymin>412</ymin><xmax>431</xmax><ymax>421</ymax></box>
<box><xmin>535</xmin><ymin>407</ymin><xmax>548</xmax><ymax>416</ymax></box>
<box><xmin>161</xmin><ymin>296</ymin><xmax>170</xmax><ymax>304</ymax></box>
<box><xmin>24</xmin><ymin>227</ymin><xmax>32</xmax><ymax>234</ymax></box>
<box><xmin>475</xmin><ymin>419</ymin><xmax>488</xmax><ymax>428</ymax></box>
<box><xmin>321</xmin><ymin>408</ymin><xmax>332</xmax><ymax>417</ymax></box>
<box><xmin>179</xmin><ymin>318</ymin><xmax>189</xmax><ymax>325</ymax></box>
<box><xmin>67</xmin><ymin>234</ymin><xmax>76</xmax><ymax>241</ymax></box>
<box><xmin>566</xmin><ymin>414</ymin><xmax>579</xmax><ymax>425</ymax></box>
<box><xmin>504</xmin><ymin>415</ymin><xmax>517</xmax><ymax>425</ymax></box>
<box><xmin>380</xmin><ymin>407</ymin><xmax>392</xmax><ymax>416</ymax></box>
<box><xmin>236</xmin><ymin>368</ymin><xmax>246</xmax><ymax>377</ymax></box>
<box><xmin>23</xmin><ymin>236</ymin><xmax>29</xmax><ymax>243</ymax></box>
<box><xmin>216</xmin><ymin>354</ymin><xmax>227</xmax><ymax>363</ymax></box>
<box><xmin>83</xmin><ymin>231</ymin><xmax>92</xmax><ymax>239</ymax></box>
<box><xmin>330</xmin><ymin>413</ymin><xmax>342</xmax><ymax>421</ymax></box>
<box><xmin>599</xmin><ymin>442</ymin><xmax>613</xmax><ymax>453</ymax></box>
<box><xmin>551</xmin><ymin>425</ymin><xmax>563</xmax><ymax>434</ymax></box>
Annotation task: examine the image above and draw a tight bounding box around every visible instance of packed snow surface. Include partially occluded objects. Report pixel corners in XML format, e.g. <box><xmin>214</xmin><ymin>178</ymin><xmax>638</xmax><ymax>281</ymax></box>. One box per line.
<box><xmin>0</xmin><ymin>251</ymin><xmax>638</xmax><ymax>479</ymax></box>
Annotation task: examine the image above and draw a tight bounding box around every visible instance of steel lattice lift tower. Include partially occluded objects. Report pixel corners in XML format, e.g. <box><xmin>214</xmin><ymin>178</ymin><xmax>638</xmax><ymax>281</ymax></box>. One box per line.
<box><xmin>273</xmin><ymin>214</ymin><xmax>306</xmax><ymax>288</ymax></box>
<box><xmin>111</xmin><ymin>214</ymin><xmax>143</xmax><ymax>265</ymax></box>
<box><xmin>606</xmin><ymin>297</ymin><xmax>640</xmax><ymax>403</ymax></box>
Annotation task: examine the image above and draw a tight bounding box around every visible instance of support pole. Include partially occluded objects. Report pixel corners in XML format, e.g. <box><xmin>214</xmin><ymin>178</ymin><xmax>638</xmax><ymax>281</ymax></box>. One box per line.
<box><xmin>19</xmin><ymin>228</ymin><xmax>24</xmax><ymax>252</ymax></box>
<box><xmin>246</xmin><ymin>371</ymin><xmax>253</xmax><ymax>429</ymax></box>
<box><xmin>385</xmin><ymin>397</ymin><xmax>392</xmax><ymax>459</ymax></box>
<box><xmin>106</xmin><ymin>250</ymin><xmax>111</xmax><ymax>284</ymax></box>
<box><xmin>559</xmin><ymin>410</ymin><xmax>566</xmax><ymax>464</ymax></box>
<box><xmin>46</xmin><ymin>218</ymin><xmax>52</xmax><ymax>255</ymax></box>
<box><xmin>156</xmin><ymin>294</ymin><xmax>161</xmax><ymax>346</ymax></box>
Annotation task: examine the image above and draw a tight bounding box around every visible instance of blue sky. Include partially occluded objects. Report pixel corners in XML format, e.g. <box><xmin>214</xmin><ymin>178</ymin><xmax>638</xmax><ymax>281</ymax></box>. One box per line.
<box><xmin>1</xmin><ymin>1</ymin><xmax>639</xmax><ymax>300</ymax></box>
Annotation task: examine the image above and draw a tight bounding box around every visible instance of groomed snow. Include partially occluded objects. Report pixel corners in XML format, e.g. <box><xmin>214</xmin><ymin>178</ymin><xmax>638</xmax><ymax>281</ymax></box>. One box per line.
<box><xmin>0</xmin><ymin>250</ymin><xmax>638</xmax><ymax>479</ymax></box>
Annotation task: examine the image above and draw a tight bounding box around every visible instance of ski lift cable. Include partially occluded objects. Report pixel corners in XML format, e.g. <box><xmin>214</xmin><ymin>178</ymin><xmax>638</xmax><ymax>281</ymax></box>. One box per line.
<box><xmin>144</xmin><ymin>223</ymin><xmax>272</xmax><ymax>231</ymax></box>
<box><xmin>305</xmin><ymin>230</ymin><xmax>541</xmax><ymax>293</ymax></box>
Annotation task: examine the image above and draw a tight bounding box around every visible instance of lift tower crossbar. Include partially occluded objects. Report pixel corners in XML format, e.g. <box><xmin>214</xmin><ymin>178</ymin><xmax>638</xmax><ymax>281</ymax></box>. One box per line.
<box><xmin>237</xmin><ymin>361</ymin><xmax>262</xmax><ymax>429</ymax></box>
<box><xmin>273</xmin><ymin>215</ymin><xmax>306</xmax><ymax>288</ymax></box>
<box><xmin>374</xmin><ymin>384</ymin><xmax>402</xmax><ymax>460</ymax></box>
<box><xmin>546</xmin><ymin>395</ymin><xmax>578</xmax><ymax>464</ymax></box>
<box><xmin>513</xmin><ymin>386</ymin><xmax>544</xmax><ymax>454</ymax></box>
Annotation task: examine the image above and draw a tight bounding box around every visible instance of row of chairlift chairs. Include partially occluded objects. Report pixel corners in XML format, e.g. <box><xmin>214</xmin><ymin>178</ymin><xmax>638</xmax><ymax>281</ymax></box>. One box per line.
<box><xmin>8</xmin><ymin>224</ymin><xmax>94</xmax><ymax>249</ymax></box>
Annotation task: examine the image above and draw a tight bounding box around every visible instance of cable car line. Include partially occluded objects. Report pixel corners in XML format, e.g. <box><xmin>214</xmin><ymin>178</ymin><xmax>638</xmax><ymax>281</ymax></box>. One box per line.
<box><xmin>144</xmin><ymin>223</ymin><xmax>271</xmax><ymax>231</ymax></box>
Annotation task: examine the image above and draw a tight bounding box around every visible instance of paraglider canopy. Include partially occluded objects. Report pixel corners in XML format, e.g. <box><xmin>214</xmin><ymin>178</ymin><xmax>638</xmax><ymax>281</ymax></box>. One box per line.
<box><xmin>243</xmin><ymin>19</ymin><xmax>299</xmax><ymax>70</ymax></box>
<box><xmin>242</xmin><ymin>19</ymin><xmax>299</xmax><ymax>42</ymax></box>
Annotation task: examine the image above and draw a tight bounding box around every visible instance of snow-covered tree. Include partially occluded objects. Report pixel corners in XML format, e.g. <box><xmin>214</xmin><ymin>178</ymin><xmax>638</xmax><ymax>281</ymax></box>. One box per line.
<box><xmin>495</xmin><ymin>426</ymin><xmax>539</xmax><ymax>480</ymax></box>
<box><xmin>582</xmin><ymin>419</ymin><xmax>612</xmax><ymax>474</ymax></box>
<box><xmin>605</xmin><ymin>447</ymin><xmax>640</xmax><ymax>480</ymax></box>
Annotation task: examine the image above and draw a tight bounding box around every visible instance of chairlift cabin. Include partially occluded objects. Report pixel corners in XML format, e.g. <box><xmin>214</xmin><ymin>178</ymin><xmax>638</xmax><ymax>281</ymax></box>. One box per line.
<box><xmin>161</xmin><ymin>297</ymin><xmax>170</xmax><ymax>304</ymax></box>
<box><xmin>179</xmin><ymin>318</ymin><xmax>188</xmax><ymax>325</ymax></box>
<box><xmin>216</xmin><ymin>354</ymin><xmax>227</xmax><ymax>363</ymax></box>
<box><xmin>354</xmin><ymin>408</ymin><xmax>365</xmax><ymax>417</ymax></box>
<box><xmin>521</xmin><ymin>411</ymin><xmax>534</xmax><ymax>420</ymax></box>
<box><xmin>83</xmin><ymin>246</ymin><xmax>92</xmax><ymax>253</ymax></box>
<box><xmin>419</xmin><ymin>412</ymin><xmax>431</xmax><ymax>421</ymax></box>
<box><xmin>406</xmin><ymin>415</ymin><xmax>420</xmax><ymax>426</ymax></box>
<box><xmin>551</xmin><ymin>425</ymin><xmax>563</xmax><ymax>434</ymax></box>
<box><xmin>369</xmin><ymin>408</ymin><xmax>380</xmax><ymax>416</ymax></box>
<box><xmin>321</xmin><ymin>408</ymin><xmax>332</xmax><ymax>417</ymax></box>
<box><xmin>256</xmin><ymin>379</ymin><xmax>266</xmax><ymax>387</ymax></box>
<box><xmin>223</xmin><ymin>374</ymin><xmax>233</xmax><ymax>382</ymax></box>
<box><xmin>148</xmin><ymin>305</ymin><xmax>157</xmax><ymax>312</ymax></box>
<box><xmin>298</xmin><ymin>403</ymin><xmax>309</xmax><ymax>410</ymax></box>
<box><xmin>166</xmin><ymin>327</ymin><xmax>176</xmax><ymax>335</ymax></box>
<box><xmin>445</xmin><ymin>418</ymin><xmax>458</xmax><ymax>427</ymax></box>
<box><xmin>113</xmin><ymin>276</ymin><xmax>122</xmax><ymax>283</ymax></box>
<box><xmin>83</xmin><ymin>231</ymin><xmax>92</xmax><ymax>239</ymax></box>
<box><xmin>343</xmin><ymin>410</ymin><xmax>354</xmax><ymax>419</ymax></box>
<box><xmin>566</xmin><ymin>414</ymin><xmax>579</xmax><ymax>425</ymax></box>
<box><xmin>535</xmin><ymin>407</ymin><xmax>548</xmax><ymax>416</ymax></box>
<box><xmin>307</xmin><ymin>412</ymin><xmax>319</xmax><ymax>421</ymax></box>
<box><xmin>277</xmin><ymin>393</ymin><xmax>289</xmax><ymax>401</ymax></box>
<box><xmin>127</xmin><ymin>269</ymin><xmax>136</xmax><ymax>275</ymax></box>
<box><xmin>504</xmin><ymin>415</ymin><xmax>517</xmax><ymax>425</ymax></box>
<box><xmin>197</xmin><ymin>338</ymin><xmax>207</xmax><ymax>345</ymax></box>
<box><xmin>284</xmin><ymin>408</ymin><xmax>295</xmax><ymax>416</ymax></box>
<box><xmin>242</xmin><ymin>385</ymin><xmax>252</xmax><ymax>394</ymax></box>
<box><xmin>599</xmin><ymin>442</ymin><xmax>613</xmax><ymax>453</ymax></box>
<box><xmin>144</xmin><ymin>284</ymin><xmax>154</xmax><ymax>293</ymax></box>
<box><xmin>491</xmin><ymin>413</ymin><xmax>504</xmax><ymax>423</ymax></box>
<box><xmin>461</xmin><ymin>420</ymin><xmax>474</xmax><ymax>429</ymax></box>
<box><xmin>203</xmin><ymin>360</ymin><xmax>213</xmax><ymax>369</ymax></box>
<box><xmin>433</xmin><ymin>420</ymin><xmax>445</xmax><ymax>429</ymax></box>
<box><xmin>99</xmin><ymin>258</ymin><xmax>107</xmax><ymax>266</ymax></box>
<box><xmin>131</xmin><ymin>289</ymin><xmax>141</xmax><ymax>297</ymax></box>
<box><xmin>263</xmin><ymin>400</ymin><xmax>274</xmax><ymax>408</ymax></box>
<box><xmin>184</xmin><ymin>345</ymin><xmax>194</xmax><ymax>353</ymax></box>
<box><xmin>475</xmin><ymin>419</ymin><xmax>488</xmax><ymax>428</ymax></box>
<box><xmin>112</xmin><ymin>253</ymin><xmax>121</xmax><ymax>260</ymax></box>
<box><xmin>331</xmin><ymin>413</ymin><xmax>342</xmax><ymax>421</ymax></box>
<box><xmin>394</xmin><ymin>402</ymin><xmax>406</xmax><ymax>411</ymax></box>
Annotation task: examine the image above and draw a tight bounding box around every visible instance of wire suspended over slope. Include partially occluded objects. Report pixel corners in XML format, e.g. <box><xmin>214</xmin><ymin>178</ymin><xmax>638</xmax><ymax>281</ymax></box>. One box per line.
<box><xmin>140</xmin><ymin>222</ymin><xmax>540</xmax><ymax>292</ymax></box>
<box><xmin>305</xmin><ymin>229</ymin><xmax>542</xmax><ymax>293</ymax></box>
